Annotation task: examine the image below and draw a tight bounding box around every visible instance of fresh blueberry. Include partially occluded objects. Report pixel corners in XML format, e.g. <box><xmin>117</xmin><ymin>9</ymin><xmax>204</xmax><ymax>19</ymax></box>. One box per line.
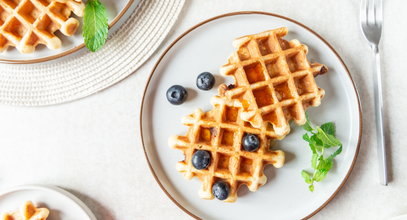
<box><xmin>196</xmin><ymin>72</ymin><xmax>215</xmax><ymax>90</ymax></box>
<box><xmin>212</xmin><ymin>181</ymin><xmax>230</xmax><ymax>200</ymax></box>
<box><xmin>242</xmin><ymin>134</ymin><xmax>260</xmax><ymax>152</ymax></box>
<box><xmin>166</xmin><ymin>85</ymin><xmax>187</xmax><ymax>105</ymax></box>
<box><xmin>192</xmin><ymin>150</ymin><xmax>211</xmax><ymax>170</ymax></box>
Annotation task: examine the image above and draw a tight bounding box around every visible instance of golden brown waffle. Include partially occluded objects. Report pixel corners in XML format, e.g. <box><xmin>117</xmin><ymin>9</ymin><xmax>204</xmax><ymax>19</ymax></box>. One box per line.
<box><xmin>2</xmin><ymin>201</ymin><xmax>49</xmax><ymax>220</ymax></box>
<box><xmin>220</xmin><ymin>27</ymin><xmax>327</xmax><ymax>137</ymax></box>
<box><xmin>169</xmin><ymin>95</ymin><xmax>285</xmax><ymax>202</ymax></box>
<box><xmin>0</xmin><ymin>0</ymin><xmax>85</xmax><ymax>53</ymax></box>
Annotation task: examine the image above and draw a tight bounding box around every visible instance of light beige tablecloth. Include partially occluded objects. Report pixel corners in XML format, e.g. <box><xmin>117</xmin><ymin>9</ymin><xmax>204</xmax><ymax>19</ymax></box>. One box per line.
<box><xmin>0</xmin><ymin>0</ymin><xmax>405</xmax><ymax>219</ymax></box>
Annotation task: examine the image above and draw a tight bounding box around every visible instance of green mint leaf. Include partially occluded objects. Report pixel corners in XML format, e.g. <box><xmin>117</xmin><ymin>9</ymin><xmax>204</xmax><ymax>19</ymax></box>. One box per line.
<box><xmin>314</xmin><ymin>158</ymin><xmax>333</xmax><ymax>182</ymax></box>
<box><xmin>83</xmin><ymin>0</ymin><xmax>108</xmax><ymax>52</ymax></box>
<box><xmin>316</xmin><ymin>156</ymin><xmax>326</xmax><ymax>170</ymax></box>
<box><xmin>302</xmin><ymin>120</ymin><xmax>313</xmax><ymax>132</ymax></box>
<box><xmin>301</xmin><ymin>115</ymin><xmax>343</xmax><ymax>192</ymax></box>
<box><xmin>303</xmin><ymin>133</ymin><xmax>310</xmax><ymax>142</ymax></box>
<box><xmin>301</xmin><ymin>170</ymin><xmax>313</xmax><ymax>184</ymax></box>
<box><xmin>325</xmin><ymin>134</ymin><xmax>341</xmax><ymax>148</ymax></box>
<box><xmin>320</xmin><ymin>122</ymin><xmax>336</xmax><ymax>136</ymax></box>
<box><xmin>328</xmin><ymin>146</ymin><xmax>343</xmax><ymax>160</ymax></box>
<box><xmin>323</xmin><ymin>158</ymin><xmax>334</xmax><ymax>172</ymax></box>
<box><xmin>311</xmin><ymin>153</ymin><xmax>319</xmax><ymax>169</ymax></box>
<box><xmin>309</xmin><ymin>142</ymin><xmax>317</xmax><ymax>154</ymax></box>
<box><xmin>302</xmin><ymin>113</ymin><xmax>314</xmax><ymax>131</ymax></box>
<box><xmin>304</xmin><ymin>133</ymin><xmax>317</xmax><ymax>153</ymax></box>
<box><xmin>310</xmin><ymin>135</ymin><xmax>323</xmax><ymax>150</ymax></box>
<box><xmin>316</xmin><ymin>128</ymin><xmax>341</xmax><ymax>148</ymax></box>
<box><xmin>314</xmin><ymin>169</ymin><xmax>328</xmax><ymax>182</ymax></box>
<box><xmin>316</xmin><ymin>156</ymin><xmax>332</xmax><ymax>170</ymax></box>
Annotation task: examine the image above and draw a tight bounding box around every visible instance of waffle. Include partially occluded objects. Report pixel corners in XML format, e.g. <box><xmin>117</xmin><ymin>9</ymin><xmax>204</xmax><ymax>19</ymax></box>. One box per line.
<box><xmin>169</xmin><ymin>95</ymin><xmax>285</xmax><ymax>202</ymax></box>
<box><xmin>2</xmin><ymin>201</ymin><xmax>49</xmax><ymax>220</ymax></box>
<box><xmin>219</xmin><ymin>27</ymin><xmax>327</xmax><ymax>137</ymax></box>
<box><xmin>0</xmin><ymin>0</ymin><xmax>85</xmax><ymax>53</ymax></box>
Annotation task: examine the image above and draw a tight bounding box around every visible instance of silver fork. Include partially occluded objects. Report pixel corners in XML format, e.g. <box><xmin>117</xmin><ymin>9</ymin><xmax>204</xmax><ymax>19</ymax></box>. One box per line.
<box><xmin>360</xmin><ymin>0</ymin><xmax>388</xmax><ymax>185</ymax></box>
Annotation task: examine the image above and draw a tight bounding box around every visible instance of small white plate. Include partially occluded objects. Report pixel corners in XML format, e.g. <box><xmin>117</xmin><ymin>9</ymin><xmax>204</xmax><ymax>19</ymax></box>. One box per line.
<box><xmin>0</xmin><ymin>0</ymin><xmax>140</xmax><ymax>64</ymax></box>
<box><xmin>141</xmin><ymin>12</ymin><xmax>362</xmax><ymax>220</ymax></box>
<box><xmin>0</xmin><ymin>185</ymin><xmax>96</xmax><ymax>220</ymax></box>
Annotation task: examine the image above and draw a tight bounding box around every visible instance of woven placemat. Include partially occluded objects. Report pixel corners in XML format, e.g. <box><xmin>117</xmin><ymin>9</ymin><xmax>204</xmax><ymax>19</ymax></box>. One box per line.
<box><xmin>0</xmin><ymin>0</ymin><xmax>185</xmax><ymax>106</ymax></box>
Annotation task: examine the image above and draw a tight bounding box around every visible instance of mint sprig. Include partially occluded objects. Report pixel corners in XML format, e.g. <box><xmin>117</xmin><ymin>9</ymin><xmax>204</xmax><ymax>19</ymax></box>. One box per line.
<box><xmin>83</xmin><ymin>0</ymin><xmax>108</xmax><ymax>52</ymax></box>
<box><xmin>301</xmin><ymin>115</ymin><xmax>342</xmax><ymax>192</ymax></box>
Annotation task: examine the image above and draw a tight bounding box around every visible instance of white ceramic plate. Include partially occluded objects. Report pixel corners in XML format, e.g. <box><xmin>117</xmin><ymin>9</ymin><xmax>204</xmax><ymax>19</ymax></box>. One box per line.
<box><xmin>140</xmin><ymin>12</ymin><xmax>362</xmax><ymax>220</ymax></box>
<box><xmin>0</xmin><ymin>185</ymin><xmax>96</xmax><ymax>220</ymax></box>
<box><xmin>0</xmin><ymin>0</ymin><xmax>140</xmax><ymax>64</ymax></box>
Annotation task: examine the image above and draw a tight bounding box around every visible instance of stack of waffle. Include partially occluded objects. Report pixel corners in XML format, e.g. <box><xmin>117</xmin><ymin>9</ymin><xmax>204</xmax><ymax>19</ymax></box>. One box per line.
<box><xmin>170</xmin><ymin>27</ymin><xmax>328</xmax><ymax>202</ymax></box>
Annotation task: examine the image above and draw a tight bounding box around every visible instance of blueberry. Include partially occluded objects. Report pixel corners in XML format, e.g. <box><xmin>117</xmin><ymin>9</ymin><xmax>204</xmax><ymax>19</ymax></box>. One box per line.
<box><xmin>242</xmin><ymin>134</ymin><xmax>260</xmax><ymax>152</ymax></box>
<box><xmin>196</xmin><ymin>72</ymin><xmax>215</xmax><ymax>90</ymax></box>
<box><xmin>166</xmin><ymin>85</ymin><xmax>187</xmax><ymax>105</ymax></box>
<box><xmin>212</xmin><ymin>181</ymin><xmax>230</xmax><ymax>200</ymax></box>
<box><xmin>192</xmin><ymin>150</ymin><xmax>211</xmax><ymax>170</ymax></box>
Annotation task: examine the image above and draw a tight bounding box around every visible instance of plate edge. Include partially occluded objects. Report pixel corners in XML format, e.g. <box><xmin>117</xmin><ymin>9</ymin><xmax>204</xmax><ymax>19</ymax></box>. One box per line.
<box><xmin>0</xmin><ymin>184</ymin><xmax>97</xmax><ymax>220</ymax></box>
<box><xmin>139</xmin><ymin>11</ymin><xmax>363</xmax><ymax>220</ymax></box>
<box><xmin>0</xmin><ymin>0</ymin><xmax>136</xmax><ymax>64</ymax></box>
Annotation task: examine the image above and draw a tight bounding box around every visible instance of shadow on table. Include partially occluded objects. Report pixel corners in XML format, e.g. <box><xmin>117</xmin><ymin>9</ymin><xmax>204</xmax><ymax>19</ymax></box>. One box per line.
<box><xmin>65</xmin><ymin>188</ymin><xmax>115</xmax><ymax>220</ymax></box>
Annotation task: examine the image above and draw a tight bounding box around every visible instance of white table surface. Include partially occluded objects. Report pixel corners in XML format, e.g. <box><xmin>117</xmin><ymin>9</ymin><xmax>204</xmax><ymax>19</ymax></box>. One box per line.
<box><xmin>0</xmin><ymin>0</ymin><xmax>406</xmax><ymax>219</ymax></box>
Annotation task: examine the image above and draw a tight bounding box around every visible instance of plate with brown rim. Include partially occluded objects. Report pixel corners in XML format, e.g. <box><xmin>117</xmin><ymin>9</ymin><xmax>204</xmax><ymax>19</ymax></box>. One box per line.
<box><xmin>0</xmin><ymin>0</ymin><xmax>139</xmax><ymax>64</ymax></box>
<box><xmin>140</xmin><ymin>11</ymin><xmax>362</xmax><ymax>220</ymax></box>
<box><xmin>0</xmin><ymin>185</ymin><xmax>96</xmax><ymax>220</ymax></box>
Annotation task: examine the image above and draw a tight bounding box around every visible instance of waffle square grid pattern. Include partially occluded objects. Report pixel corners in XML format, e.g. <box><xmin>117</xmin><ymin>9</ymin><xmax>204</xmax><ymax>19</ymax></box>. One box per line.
<box><xmin>169</xmin><ymin>96</ymin><xmax>285</xmax><ymax>202</ymax></box>
<box><xmin>169</xmin><ymin>27</ymin><xmax>327</xmax><ymax>202</ymax></box>
<box><xmin>0</xmin><ymin>0</ymin><xmax>84</xmax><ymax>53</ymax></box>
<box><xmin>220</xmin><ymin>27</ymin><xmax>327</xmax><ymax>137</ymax></box>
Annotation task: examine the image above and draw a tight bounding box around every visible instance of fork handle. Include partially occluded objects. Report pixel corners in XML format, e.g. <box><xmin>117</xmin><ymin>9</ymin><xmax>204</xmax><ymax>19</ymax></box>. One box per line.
<box><xmin>373</xmin><ymin>46</ymin><xmax>388</xmax><ymax>185</ymax></box>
